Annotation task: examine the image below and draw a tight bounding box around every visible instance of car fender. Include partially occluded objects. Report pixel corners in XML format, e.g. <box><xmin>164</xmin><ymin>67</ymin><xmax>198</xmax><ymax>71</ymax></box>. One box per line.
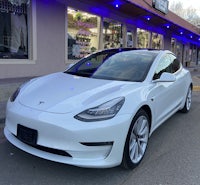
<box><xmin>120</xmin><ymin>85</ymin><xmax>154</xmax><ymax>130</ymax></box>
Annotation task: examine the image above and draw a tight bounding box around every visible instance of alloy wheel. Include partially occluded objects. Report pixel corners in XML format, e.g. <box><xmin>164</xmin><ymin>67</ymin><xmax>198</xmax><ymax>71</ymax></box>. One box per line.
<box><xmin>129</xmin><ymin>115</ymin><xmax>149</xmax><ymax>164</ymax></box>
<box><xmin>186</xmin><ymin>87</ymin><xmax>192</xmax><ymax>111</ymax></box>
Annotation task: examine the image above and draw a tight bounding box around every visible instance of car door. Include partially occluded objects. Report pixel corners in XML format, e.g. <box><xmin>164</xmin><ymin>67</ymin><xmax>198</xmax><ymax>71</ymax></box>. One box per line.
<box><xmin>150</xmin><ymin>54</ymin><xmax>183</xmax><ymax>128</ymax></box>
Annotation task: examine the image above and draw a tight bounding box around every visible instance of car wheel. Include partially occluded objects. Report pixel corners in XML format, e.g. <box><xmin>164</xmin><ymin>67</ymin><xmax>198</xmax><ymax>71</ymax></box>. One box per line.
<box><xmin>180</xmin><ymin>86</ymin><xmax>192</xmax><ymax>113</ymax></box>
<box><xmin>122</xmin><ymin>109</ymin><xmax>150</xmax><ymax>169</ymax></box>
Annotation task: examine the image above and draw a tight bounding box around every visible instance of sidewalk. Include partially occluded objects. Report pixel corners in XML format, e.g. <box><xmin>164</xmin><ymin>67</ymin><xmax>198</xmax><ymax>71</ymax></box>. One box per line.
<box><xmin>188</xmin><ymin>63</ymin><xmax>200</xmax><ymax>89</ymax></box>
<box><xmin>0</xmin><ymin>65</ymin><xmax>199</xmax><ymax>124</ymax></box>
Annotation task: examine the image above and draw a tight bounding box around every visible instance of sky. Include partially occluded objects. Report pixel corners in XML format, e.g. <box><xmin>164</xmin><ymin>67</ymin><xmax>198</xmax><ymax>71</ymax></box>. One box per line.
<box><xmin>169</xmin><ymin>0</ymin><xmax>200</xmax><ymax>15</ymax></box>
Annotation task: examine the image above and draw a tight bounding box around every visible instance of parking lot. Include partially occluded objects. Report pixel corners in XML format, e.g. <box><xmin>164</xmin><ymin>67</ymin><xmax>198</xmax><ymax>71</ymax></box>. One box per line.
<box><xmin>0</xmin><ymin>90</ymin><xmax>200</xmax><ymax>185</ymax></box>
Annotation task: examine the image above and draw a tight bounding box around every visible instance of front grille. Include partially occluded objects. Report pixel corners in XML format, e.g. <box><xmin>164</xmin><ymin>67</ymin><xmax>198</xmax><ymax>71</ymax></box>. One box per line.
<box><xmin>14</xmin><ymin>134</ymin><xmax>72</xmax><ymax>157</ymax></box>
<box><xmin>80</xmin><ymin>141</ymin><xmax>113</xmax><ymax>146</ymax></box>
<box><xmin>33</xmin><ymin>144</ymin><xmax>72</xmax><ymax>157</ymax></box>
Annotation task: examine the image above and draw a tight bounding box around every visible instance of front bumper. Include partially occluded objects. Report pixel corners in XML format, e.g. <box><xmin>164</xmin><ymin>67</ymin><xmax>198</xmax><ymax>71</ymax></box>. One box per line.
<box><xmin>4</xmin><ymin>101</ymin><xmax>132</xmax><ymax>168</ymax></box>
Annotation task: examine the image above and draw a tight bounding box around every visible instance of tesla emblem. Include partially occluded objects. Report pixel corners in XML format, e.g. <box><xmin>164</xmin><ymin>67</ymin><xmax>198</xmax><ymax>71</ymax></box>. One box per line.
<box><xmin>38</xmin><ymin>101</ymin><xmax>45</xmax><ymax>105</ymax></box>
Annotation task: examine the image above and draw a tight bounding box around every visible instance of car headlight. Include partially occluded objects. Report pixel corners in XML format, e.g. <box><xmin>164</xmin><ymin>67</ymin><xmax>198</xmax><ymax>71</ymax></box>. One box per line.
<box><xmin>10</xmin><ymin>79</ymin><xmax>31</xmax><ymax>102</ymax></box>
<box><xmin>10</xmin><ymin>88</ymin><xmax>21</xmax><ymax>102</ymax></box>
<box><xmin>75</xmin><ymin>97</ymin><xmax>125</xmax><ymax>122</ymax></box>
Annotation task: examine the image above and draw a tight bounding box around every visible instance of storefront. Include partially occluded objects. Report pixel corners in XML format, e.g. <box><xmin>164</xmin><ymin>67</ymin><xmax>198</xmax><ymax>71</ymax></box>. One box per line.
<box><xmin>67</xmin><ymin>0</ymin><xmax>200</xmax><ymax>67</ymax></box>
<box><xmin>0</xmin><ymin>0</ymin><xmax>200</xmax><ymax>79</ymax></box>
<box><xmin>66</xmin><ymin>2</ymin><xmax>166</xmax><ymax>64</ymax></box>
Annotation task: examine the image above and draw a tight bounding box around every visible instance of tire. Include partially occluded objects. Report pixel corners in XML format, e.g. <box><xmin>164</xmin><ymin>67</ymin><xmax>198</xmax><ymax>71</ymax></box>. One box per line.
<box><xmin>180</xmin><ymin>86</ymin><xmax>192</xmax><ymax>113</ymax></box>
<box><xmin>122</xmin><ymin>109</ymin><xmax>150</xmax><ymax>169</ymax></box>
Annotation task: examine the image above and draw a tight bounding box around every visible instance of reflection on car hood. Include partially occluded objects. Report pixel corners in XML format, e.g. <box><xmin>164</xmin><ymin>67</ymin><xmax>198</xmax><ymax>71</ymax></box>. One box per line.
<box><xmin>19</xmin><ymin>72</ymin><xmax>142</xmax><ymax>114</ymax></box>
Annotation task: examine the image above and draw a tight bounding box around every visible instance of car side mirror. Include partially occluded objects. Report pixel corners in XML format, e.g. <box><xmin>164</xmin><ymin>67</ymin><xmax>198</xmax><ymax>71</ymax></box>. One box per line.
<box><xmin>153</xmin><ymin>72</ymin><xmax>176</xmax><ymax>83</ymax></box>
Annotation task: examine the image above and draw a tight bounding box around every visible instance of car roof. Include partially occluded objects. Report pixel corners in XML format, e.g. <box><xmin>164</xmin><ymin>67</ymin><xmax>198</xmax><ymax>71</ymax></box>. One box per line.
<box><xmin>97</xmin><ymin>48</ymin><xmax>167</xmax><ymax>54</ymax></box>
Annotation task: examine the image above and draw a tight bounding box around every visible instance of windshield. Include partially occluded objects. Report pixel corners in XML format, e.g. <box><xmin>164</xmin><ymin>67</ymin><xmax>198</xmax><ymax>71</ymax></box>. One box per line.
<box><xmin>66</xmin><ymin>49</ymin><xmax>158</xmax><ymax>82</ymax></box>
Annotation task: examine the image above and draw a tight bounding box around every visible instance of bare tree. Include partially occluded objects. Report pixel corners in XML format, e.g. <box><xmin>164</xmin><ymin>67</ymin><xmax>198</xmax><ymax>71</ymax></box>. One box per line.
<box><xmin>169</xmin><ymin>1</ymin><xmax>184</xmax><ymax>17</ymax></box>
<box><xmin>169</xmin><ymin>1</ymin><xmax>200</xmax><ymax>26</ymax></box>
<box><xmin>185</xmin><ymin>6</ymin><xmax>200</xmax><ymax>26</ymax></box>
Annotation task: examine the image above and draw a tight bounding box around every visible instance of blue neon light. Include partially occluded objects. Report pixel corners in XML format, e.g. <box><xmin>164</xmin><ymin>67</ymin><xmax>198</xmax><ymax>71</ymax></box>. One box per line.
<box><xmin>143</xmin><ymin>15</ymin><xmax>151</xmax><ymax>21</ymax></box>
<box><xmin>112</xmin><ymin>0</ymin><xmax>122</xmax><ymax>8</ymax></box>
<box><xmin>146</xmin><ymin>16</ymin><xmax>151</xmax><ymax>21</ymax></box>
<box><xmin>90</xmin><ymin>7</ymin><xmax>110</xmax><ymax>17</ymax></box>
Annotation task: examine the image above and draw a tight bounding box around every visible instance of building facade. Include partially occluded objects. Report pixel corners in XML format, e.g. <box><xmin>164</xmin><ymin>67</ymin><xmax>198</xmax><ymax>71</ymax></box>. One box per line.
<box><xmin>0</xmin><ymin>0</ymin><xmax>200</xmax><ymax>79</ymax></box>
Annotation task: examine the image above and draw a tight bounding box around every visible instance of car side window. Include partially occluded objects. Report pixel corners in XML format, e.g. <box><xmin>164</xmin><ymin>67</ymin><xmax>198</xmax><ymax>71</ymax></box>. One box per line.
<box><xmin>172</xmin><ymin>58</ymin><xmax>181</xmax><ymax>73</ymax></box>
<box><xmin>153</xmin><ymin>54</ymin><xmax>180</xmax><ymax>80</ymax></box>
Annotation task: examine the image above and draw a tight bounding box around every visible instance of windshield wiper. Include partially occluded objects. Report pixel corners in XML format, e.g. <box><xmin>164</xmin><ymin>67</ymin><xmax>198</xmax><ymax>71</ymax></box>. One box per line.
<box><xmin>65</xmin><ymin>71</ymin><xmax>91</xmax><ymax>77</ymax></box>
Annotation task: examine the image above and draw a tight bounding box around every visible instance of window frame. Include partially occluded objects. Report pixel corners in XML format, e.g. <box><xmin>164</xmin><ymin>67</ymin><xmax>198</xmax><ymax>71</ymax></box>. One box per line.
<box><xmin>66</xmin><ymin>6</ymin><xmax>100</xmax><ymax>63</ymax></box>
<box><xmin>153</xmin><ymin>53</ymin><xmax>181</xmax><ymax>80</ymax></box>
<box><xmin>0</xmin><ymin>0</ymin><xmax>37</xmax><ymax>64</ymax></box>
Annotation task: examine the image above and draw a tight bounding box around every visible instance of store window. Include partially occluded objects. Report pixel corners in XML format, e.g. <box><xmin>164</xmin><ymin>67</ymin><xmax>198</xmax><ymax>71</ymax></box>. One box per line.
<box><xmin>0</xmin><ymin>0</ymin><xmax>30</xmax><ymax>59</ymax></box>
<box><xmin>152</xmin><ymin>32</ymin><xmax>163</xmax><ymax>49</ymax></box>
<box><xmin>176</xmin><ymin>42</ymin><xmax>183</xmax><ymax>62</ymax></box>
<box><xmin>67</xmin><ymin>8</ymin><xmax>99</xmax><ymax>60</ymax></box>
<box><xmin>192</xmin><ymin>45</ymin><xmax>197</xmax><ymax>64</ymax></box>
<box><xmin>171</xmin><ymin>38</ymin><xmax>176</xmax><ymax>54</ymax></box>
<box><xmin>127</xmin><ymin>31</ymin><xmax>133</xmax><ymax>48</ymax></box>
<box><xmin>184</xmin><ymin>45</ymin><xmax>190</xmax><ymax>62</ymax></box>
<box><xmin>137</xmin><ymin>28</ymin><xmax>150</xmax><ymax>48</ymax></box>
<box><xmin>198</xmin><ymin>49</ymin><xmax>200</xmax><ymax>64</ymax></box>
<box><xmin>189</xmin><ymin>44</ymin><xmax>195</xmax><ymax>62</ymax></box>
<box><xmin>103</xmin><ymin>18</ymin><xmax>122</xmax><ymax>49</ymax></box>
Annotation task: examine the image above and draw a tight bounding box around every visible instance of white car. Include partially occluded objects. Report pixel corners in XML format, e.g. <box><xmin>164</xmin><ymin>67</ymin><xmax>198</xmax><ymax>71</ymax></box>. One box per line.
<box><xmin>4</xmin><ymin>49</ymin><xmax>192</xmax><ymax>169</ymax></box>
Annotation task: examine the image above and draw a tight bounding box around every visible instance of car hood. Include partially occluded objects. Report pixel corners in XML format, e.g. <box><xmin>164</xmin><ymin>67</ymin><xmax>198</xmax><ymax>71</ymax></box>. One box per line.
<box><xmin>19</xmin><ymin>72</ymin><xmax>142</xmax><ymax>114</ymax></box>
